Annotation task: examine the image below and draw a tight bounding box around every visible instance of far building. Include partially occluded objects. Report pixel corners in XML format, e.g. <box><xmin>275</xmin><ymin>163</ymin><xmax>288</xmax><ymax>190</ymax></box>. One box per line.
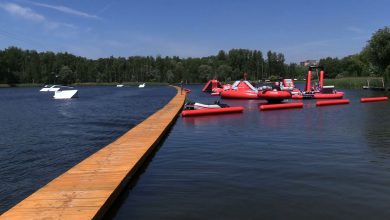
<box><xmin>300</xmin><ymin>60</ymin><xmax>319</xmax><ymax>67</ymax></box>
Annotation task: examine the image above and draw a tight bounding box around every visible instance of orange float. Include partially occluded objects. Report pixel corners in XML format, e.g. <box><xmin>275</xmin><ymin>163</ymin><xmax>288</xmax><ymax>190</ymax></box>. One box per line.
<box><xmin>360</xmin><ymin>97</ymin><xmax>388</xmax><ymax>103</ymax></box>
<box><xmin>316</xmin><ymin>99</ymin><xmax>350</xmax><ymax>106</ymax></box>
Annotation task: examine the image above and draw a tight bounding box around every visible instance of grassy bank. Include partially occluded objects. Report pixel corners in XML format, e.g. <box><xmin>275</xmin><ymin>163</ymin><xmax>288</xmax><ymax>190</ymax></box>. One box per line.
<box><xmin>0</xmin><ymin>82</ymin><xmax>170</xmax><ymax>88</ymax></box>
<box><xmin>72</xmin><ymin>82</ymin><xmax>169</xmax><ymax>86</ymax></box>
<box><xmin>0</xmin><ymin>83</ymin><xmax>42</xmax><ymax>88</ymax></box>
<box><xmin>324</xmin><ymin>77</ymin><xmax>384</xmax><ymax>89</ymax></box>
<box><xmin>2</xmin><ymin>78</ymin><xmax>382</xmax><ymax>89</ymax></box>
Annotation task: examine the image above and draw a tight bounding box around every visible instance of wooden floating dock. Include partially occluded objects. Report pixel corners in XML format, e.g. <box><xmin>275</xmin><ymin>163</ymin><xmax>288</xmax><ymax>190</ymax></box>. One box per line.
<box><xmin>1</xmin><ymin>86</ymin><xmax>186</xmax><ymax>220</ymax></box>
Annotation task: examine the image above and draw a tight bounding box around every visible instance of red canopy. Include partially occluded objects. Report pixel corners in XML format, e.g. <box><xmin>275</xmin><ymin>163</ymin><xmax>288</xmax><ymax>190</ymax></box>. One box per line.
<box><xmin>202</xmin><ymin>80</ymin><xmax>222</xmax><ymax>92</ymax></box>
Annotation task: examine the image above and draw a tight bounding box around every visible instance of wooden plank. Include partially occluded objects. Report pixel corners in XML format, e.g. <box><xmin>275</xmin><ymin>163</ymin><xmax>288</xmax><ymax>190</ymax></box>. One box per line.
<box><xmin>1</xmin><ymin>86</ymin><xmax>186</xmax><ymax>220</ymax></box>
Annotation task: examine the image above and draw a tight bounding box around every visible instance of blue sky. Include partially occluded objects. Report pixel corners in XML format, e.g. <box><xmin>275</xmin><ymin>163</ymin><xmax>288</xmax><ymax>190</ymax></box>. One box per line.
<box><xmin>0</xmin><ymin>0</ymin><xmax>389</xmax><ymax>62</ymax></box>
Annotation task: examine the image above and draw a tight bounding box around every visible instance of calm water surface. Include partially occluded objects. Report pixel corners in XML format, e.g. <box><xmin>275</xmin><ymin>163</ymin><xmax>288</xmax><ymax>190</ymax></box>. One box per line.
<box><xmin>0</xmin><ymin>85</ymin><xmax>176</xmax><ymax>213</ymax></box>
<box><xmin>1</xmin><ymin>84</ymin><xmax>390</xmax><ymax>219</ymax></box>
<box><xmin>109</xmin><ymin>85</ymin><xmax>390</xmax><ymax>220</ymax></box>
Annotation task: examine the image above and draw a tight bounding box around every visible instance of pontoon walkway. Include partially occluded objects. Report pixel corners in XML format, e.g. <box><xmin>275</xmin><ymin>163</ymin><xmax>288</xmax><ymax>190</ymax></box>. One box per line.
<box><xmin>1</xmin><ymin>86</ymin><xmax>186</xmax><ymax>219</ymax></box>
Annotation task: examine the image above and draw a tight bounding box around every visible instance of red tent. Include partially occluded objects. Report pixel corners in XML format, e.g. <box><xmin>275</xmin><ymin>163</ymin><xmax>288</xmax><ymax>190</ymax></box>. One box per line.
<box><xmin>202</xmin><ymin>80</ymin><xmax>222</xmax><ymax>92</ymax></box>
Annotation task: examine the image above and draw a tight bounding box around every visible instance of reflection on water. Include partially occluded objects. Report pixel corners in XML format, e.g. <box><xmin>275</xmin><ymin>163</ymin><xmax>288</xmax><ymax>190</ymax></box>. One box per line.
<box><xmin>56</xmin><ymin>99</ymin><xmax>78</xmax><ymax>118</ymax></box>
<box><xmin>182</xmin><ymin>113</ymin><xmax>243</xmax><ymax>127</ymax></box>
<box><xmin>110</xmin><ymin>85</ymin><xmax>390</xmax><ymax>220</ymax></box>
<box><xmin>362</xmin><ymin>94</ymin><xmax>390</xmax><ymax>157</ymax></box>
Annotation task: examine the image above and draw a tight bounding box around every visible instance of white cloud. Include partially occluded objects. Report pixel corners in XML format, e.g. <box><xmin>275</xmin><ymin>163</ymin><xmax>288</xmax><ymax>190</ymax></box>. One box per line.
<box><xmin>347</xmin><ymin>26</ymin><xmax>364</xmax><ymax>34</ymax></box>
<box><xmin>103</xmin><ymin>34</ymin><xmax>216</xmax><ymax>58</ymax></box>
<box><xmin>0</xmin><ymin>2</ymin><xmax>77</xmax><ymax>31</ymax></box>
<box><xmin>42</xmin><ymin>21</ymin><xmax>76</xmax><ymax>30</ymax></box>
<box><xmin>278</xmin><ymin>36</ymin><xmax>369</xmax><ymax>63</ymax></box>
<box><xmin>26</xmin><ymin>1</ymin><xmax>99</xmax><ymax>19</ymax></box>
<box><xmin>65</xmin><ymin>44</ymin><xmax>107</xmax><ymax>59</ymax></box>
<box><xmin>0</xmin><ymin>2</ymin><xmax>44</xmax><ymax>22</ymax></box>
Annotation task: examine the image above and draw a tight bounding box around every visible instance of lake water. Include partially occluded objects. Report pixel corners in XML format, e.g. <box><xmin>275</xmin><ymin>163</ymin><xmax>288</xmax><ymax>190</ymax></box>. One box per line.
<box><xmin>108</xmin><ymin>85</ymin><xmax>390</xmax><ymax>220</ymax></box>
<box><xmin>1</xmin><ymin>85</ymin><xmax>390</xmax><ymax>219</ymax></box>
<box><xmin>0</xmin><ymin>85</ymin><xmax>176</xmax><ymax>214</ymax></box>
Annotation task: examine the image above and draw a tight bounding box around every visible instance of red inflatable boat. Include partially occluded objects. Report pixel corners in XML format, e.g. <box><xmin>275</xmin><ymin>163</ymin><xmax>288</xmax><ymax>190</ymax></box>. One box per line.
<box><xmin>298</xmin><ymin>66</ymin><xmax>344</xmax><ymax>99</ymax></box>
<box><xmin>220</xmin><ymin>80</ymin><xmax>258</xmax><ymax>99</ymax></box>
<box><xmin>292</xmin><ymin>91</ymin><xmax>344</xmax><ymax>99</ymax></box>
<box><xmin>181</xmin><ymin>101</ymin><xmax>244</xmax><ymax>117</ymax></box>
<box><xmin>221</xmin><ymin>90</ymin><xmax>258</xmax><ymax>99</ymax></box>
<box><xmin>182</xmin><ymin>106</ymin><xmax>244</xmax><ymax>117</ymax></box>
<box><xmin>212</xmin><ymin>87</ymin><xmax>224</xmax><ymax>94</ymax></box>
<box><xmin>292</xmin><ymin>94</ymin><xmax>303</xmax><ymax>99</ymax></box>
<box><xmin>258</xmin><ymin>90</ymin><xmax>292</xmax><ymax>103</ymax></box>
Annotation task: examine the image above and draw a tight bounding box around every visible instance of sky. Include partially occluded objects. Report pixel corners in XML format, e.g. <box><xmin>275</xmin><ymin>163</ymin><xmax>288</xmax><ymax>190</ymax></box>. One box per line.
<box><xmin>0</xmin><ymin>0</ymin><xmax>389</xmax><ymax>63</ymax></box>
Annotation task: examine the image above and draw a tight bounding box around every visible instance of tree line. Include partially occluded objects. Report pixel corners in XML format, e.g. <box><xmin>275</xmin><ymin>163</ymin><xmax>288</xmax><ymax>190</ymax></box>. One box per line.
<box><xmin>319</xmin><ymin>27</ymin><xmax>390</xmax><ymax>85</ymax></box>
<box><xmin>1</xmin><ymin>27</ymin><xmax>389</xmax><ymax>85</ymax></box>
<box><xmin>0</xmin><ymin>47</ymin><xmax>306</xmax><ymax>85</ymax></box>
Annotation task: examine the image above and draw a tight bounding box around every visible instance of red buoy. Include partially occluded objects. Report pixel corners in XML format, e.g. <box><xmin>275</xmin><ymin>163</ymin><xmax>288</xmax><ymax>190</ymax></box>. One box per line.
<box><xmin>259</xmin><ymin>102</ymin><xmax>303</xmax><ymax>111</ymax></box>
<box><xmin>316</xmin><ymin>99</ymin><xmax>350</xmax><ymax>106</ymax></box>
<box><xmin>360</xmin><ymin>97</ymin><xmax>388</xmax><ymax>103</ymax></box>
<box><xmin>314</xmin><ymin>92</ymin><xmax>344</xmax><ymax>99</ymax></box>
<box><xmin>292</xmin><ymin>94</ymin><xmax>303</xmax><ymax>99</ymax></box>
<box><xmin>181</xmin><ymin>106</ymin><xmax>244</xmax><ymax>117</ymax></box>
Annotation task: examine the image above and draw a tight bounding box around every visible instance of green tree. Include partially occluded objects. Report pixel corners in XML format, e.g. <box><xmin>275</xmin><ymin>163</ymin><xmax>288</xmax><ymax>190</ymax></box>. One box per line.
<box><xmin>340</xmin><ymin>55</ymin><xmax>365</xmax><ymax>77</ymax></box>
<box><xmin>366</xmin><ymin>27</ymin><xmax>390</xmax><ymax>72</ymax></box>
<box><xmin>166</xmin><ymin>70</ymin><xmax>174</xmax><ymax>83</ymax></box>
<box><xmin>174</xmin><ymin>62</ymin><xmax>185</xmax><ymax>81</ymax></box>
<box><xmin>0</xmin><ymin>46</ymin><xmax>294</xmax><ymax>84</ymax></box>
<box><xmin>385</xmin><ymin>65</ymin><xmax>390</xmax><ymax>87</ymax></box>
<box><xmin>319</xmin><ymin>57</ymin><xmax>341</xmax><ymax>78</ymax></box>
<box><xmin>217</xmin><ymin>50</ymin><xmax>227</xmax><ymax>61</ymax></box>
<box><xmin>217</xmin><ymin>64</ymin><xmax>232</xmax><ymax>81</ymax></box>
<box><xmin>198</xmin><ymin>65</ymin><xmax>213</xmax><ymax>82</ymax></box>
<box><xmin>58</xmin><ymin>65</ymin><xmax>74</xmax><ymax>85</ymax></box>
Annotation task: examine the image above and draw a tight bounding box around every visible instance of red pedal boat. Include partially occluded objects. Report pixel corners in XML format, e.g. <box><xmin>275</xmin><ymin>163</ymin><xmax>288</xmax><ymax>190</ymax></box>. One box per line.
<box><xmin>258</xmin><ymin>90</ymin><xmax>291</xmax><ymax>103</ymax></box>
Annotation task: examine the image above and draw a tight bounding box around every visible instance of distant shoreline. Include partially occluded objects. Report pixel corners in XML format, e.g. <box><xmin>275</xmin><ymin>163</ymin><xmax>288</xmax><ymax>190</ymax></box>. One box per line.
<box><xmin>0</xmin><ymin>77</ymin><xmax>385</xmax><ymax>90</ymax></box>
<box><xmin>0</xmin><ymin>82</ymin><xmax>171</xmax><ymax>88</ymax></box>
